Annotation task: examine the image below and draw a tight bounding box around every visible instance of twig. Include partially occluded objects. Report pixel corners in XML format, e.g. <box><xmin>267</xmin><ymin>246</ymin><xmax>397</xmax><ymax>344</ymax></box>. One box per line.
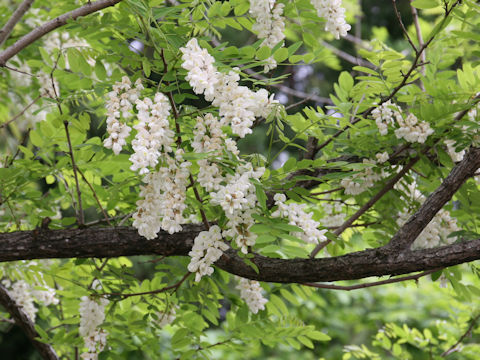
<box><xmin>314</xmin><ymin>0</ymin><xmax>461</xmax><ymax>154</ymax></box>
<box><xmin>320</xmin><ymin>40</ymin><xmax>374</xmax><ymax>68</ymax></box>
<box><xmin>77</xmin><ymin>168</ymin><xmax>112</xmax><ymax>226</ymax></box>
<box><xmin>0</xmin><ymin>283</ymin><xmax>59</xmax><ymax>360</ymax></box>
<box><xmin>49</xmin><ymin>53</ymin><xmax>84</xmax><ymax>226</ymax></box>
<box><xmin>392</xmin><ymin>0</ymin><xmax>418</xmax><ymax>54</ymax></box>
<box><xmin>303</xmin><ymin>269</ymin><xmax>437</xmax><ymax>291</ymax></box>
<box><xmin>310</xmin><ymin>155</ymin><xmax>421</xmax><ymax>258</ymax></box>
<box><xmin>0</xmin><ymin>95</ymin><xmax>41</xmax><ymax>129</ymax></box>
<box><xmin>102</xmin><ymin>272</ymin><xmax>191</xmax><ymax>299</ymax></box>
<box><xmin>0</xmin><ymin>0</ymin><xmax>124</xmax><ymax>66</ymax></box>
<box><xmin>441</xmin><ymin>313</ymin><xmax>480</xmax><ymax>357</ymax></box>
<box><xmin>0</xmin><ymin>0</ymin><xmax>35</xmax><ymax>47</ymax></box>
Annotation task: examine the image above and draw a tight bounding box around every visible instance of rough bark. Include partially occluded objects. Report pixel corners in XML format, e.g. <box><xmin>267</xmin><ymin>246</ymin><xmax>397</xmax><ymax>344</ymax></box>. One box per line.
<box><xmin>0</xmin><ymin>284</ymin><xmax>58</xmax><ymax>360</ymax></box>
<box><xmin>0</xmin><ymin>226</ymin><xmax>479</xmax><ymax>283</ymax></box>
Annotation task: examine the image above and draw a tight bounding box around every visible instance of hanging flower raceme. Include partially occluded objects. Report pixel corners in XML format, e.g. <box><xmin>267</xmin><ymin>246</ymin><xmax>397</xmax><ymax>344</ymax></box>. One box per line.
<box><xmin>103</xmin><ymin>77</ymin><xmax>144</xmax><ymax>155</ymax></box>
<box><xmin>310</xmin><ymin>0</ymin><xmax>351</xmax><ymax>39</ymax></box>
<box><xmin>236</xmin><ymin>277</ymin><xmax>268</xmax><ymax>314</ymax></box>
<box><xmin>340</xmin><ymin>159</ymin><xmax>387</xmax><ymax>196</ymax></box>
<box><xmin>132</xmin><ymin>150</ymin><xmax>191</xmax><ymax>238</ymax></box>
<box><xmin>272</xmin><ymin>194</ymin><xmax>328</xmax><ymax>244</ymax></box>
<box><xmin>249</xmin><ymin>0</ymin><xmax>286</xmax><ymax>72</ymax></box>
<box><xmin>79</xmin><ymin>294</ymin><xmax>109</xmax><ymax>360</ymax></box>
<box><xmin>129</xmin><ymin>92</ymin><xmax>174</xmax><ymax>175</ymax></box>
<box><xmin>187</xmin><ymin>225</ymin><xmax>229</xmax><ymax>282</ymax></box>
<box><xmin>180</xmin><ymin>39</ymin><xmax>280</xmax><ymax>138</ymax></box>
<box><xmin>372</xmin><ymin>100</ymin><xmax>434</xmax><ymax>144</ymax></box>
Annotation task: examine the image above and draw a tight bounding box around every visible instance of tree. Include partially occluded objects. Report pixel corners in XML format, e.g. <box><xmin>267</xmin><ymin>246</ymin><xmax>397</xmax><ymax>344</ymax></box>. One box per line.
<box><xmin>1</xmin><ymin>0</ymin><xmax>480</xmax><ymax>358</ymax></box>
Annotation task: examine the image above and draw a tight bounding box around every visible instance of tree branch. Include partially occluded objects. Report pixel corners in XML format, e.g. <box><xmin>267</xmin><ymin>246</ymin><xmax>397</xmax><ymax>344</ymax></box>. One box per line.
<box><xmin>0</xmin><ymin>283</ymin><xmax>58</xmax><ymax>360</ymax></box>
<box><xmin>386</xmin><ymin>146</ymin><xmax>480</xmax><ymax>252</ymax></box>
<box><xmin>0</xmin><ymin>0</ymin><xmax>35</xmax><ymax>47</ymax></box>
<box><xmin>0</xmin><ymin>0</ymin><xmax>123</xmax><ymax>66</ymax></box>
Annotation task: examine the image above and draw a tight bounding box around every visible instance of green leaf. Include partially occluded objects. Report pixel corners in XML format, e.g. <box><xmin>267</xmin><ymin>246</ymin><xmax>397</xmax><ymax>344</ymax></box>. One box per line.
<box><xmin>411</xmin><ymin>0</ymin><xmax>439</xmax><ymax>9</ymax></box>
<box><xmin>256</xmin><ymin>46</ymin><xmax>271</xmax><ymax>60</ymax></box>
<box><xmin>273</xmin><ymin>47</ymin><xmax>289</xmax><ymax>63</ymax></box>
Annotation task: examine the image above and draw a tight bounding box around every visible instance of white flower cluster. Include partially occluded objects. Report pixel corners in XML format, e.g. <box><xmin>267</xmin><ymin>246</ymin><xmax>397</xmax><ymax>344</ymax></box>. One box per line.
<box><xmin>395</xmin><ymin>182</ymin><xmax>460</xmax><ymax>249</ymax></box>
<box><xmin>211</xmin><ymin>164</ymin><xmax>264</xmax><ymax>253</ymax></box>
<box><xmin>236</xmin><ymin>277</ymin><xmax>268</xmax><ymax>314</ymax></box>
<box><xmin>132</xmin><ymin>150</ymin><xmax>191</xmax><ymax>238</ymax></box>
<box><xmin>310</xmin><ymin>0</ymin><xmax>351</xmax><ymax>39</ymax></box>
<box><xmin>321</xmin><ymin>201</ymin><xmax>345</xmax><ymax>227</ymax></box>
<box><xmin>249</xmin><ymin>0</ymin><xmax>285</xmax><ymax>72</ymax></box>
<box><xmin>192</xmin><ymin>113</ymin><xmax>239</xmax><ymax>191</ymax></box>
<box><xmin>340</xmin><ymin>159</ymin><xmax>386</xmax><ymax>195</ymax></box>
<box><xmin>397</xmin><ymin>208</ymin><xmax>459</xmax><ymax>249</ymax></box>
<box><xmin>2</xmin><ymin>279</ymin><xmax>59</xmax><ymax>322</ymax></box>
<box><xmin>104</xmin><ymin>76</ymin><xmax>144</xmax><ymax>155</ymax></box>
<box><xmin>372</xmin><ymin>100</ymin><xmax>434</xmax><ymax>143</ymax></box>
<box><xmin>155</xmin><ymin>306</ymin><xmax>177</xmax><ymax>327</ymax></box>
<box><xmin>129</xmin><ymin>93</ymin><xmax>174</xmax><ymax>174</ymax></box>
<box><xmin>187</xmin><ymin>225</ymin><xmax>229</xmax><ymax>282</ymax></box>
<box><xmin>272</xmin><ymin>193</ymin><xmax>328</xmax><ymax>244</ymax></box>
<box><xmin>79</xmin><ymin>295</ymin><xmax>109</xmax><ymax>360</ymax></box>
<box><xmin>445</xmin><ymin>139</ymin><xmax>465</xmax><ymax>163</ymax></box>
<box><xmin>180</xmin><ymin>39</ymin><xmax>279</xmax><ymax>138</ymax></box>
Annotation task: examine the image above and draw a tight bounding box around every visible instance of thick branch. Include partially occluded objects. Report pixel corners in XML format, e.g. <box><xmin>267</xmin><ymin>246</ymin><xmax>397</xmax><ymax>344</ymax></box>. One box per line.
<box><xmin>0</xmin><ymin>0</ymin><xmax>123</xmax><ymax>66</ymax></box>
<box><xmin>386</xmin><ymin>147</ymin><xmax>480</xmax><ymax>252</ymax></box>
<box><xmin>0</xmin><ymin>284</ymin><xmax>58</xmax><ymax>360</ymax></box>
<box><xmin>1</xmin><ymin>226</ymin><xmax>480</xmax><ymax>284</ymax></box>
<box><xmin>0</xmin><ymin>0</ymin><xmax>35</xmax><ymax>47</ymax></box>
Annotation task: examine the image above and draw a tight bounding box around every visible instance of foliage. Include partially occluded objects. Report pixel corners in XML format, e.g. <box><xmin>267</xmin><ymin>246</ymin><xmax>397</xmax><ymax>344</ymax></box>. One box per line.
<box><xmin>1</xmin><ymin>0</ymin><xmax>480</xmax><ymax>358</ymax></box>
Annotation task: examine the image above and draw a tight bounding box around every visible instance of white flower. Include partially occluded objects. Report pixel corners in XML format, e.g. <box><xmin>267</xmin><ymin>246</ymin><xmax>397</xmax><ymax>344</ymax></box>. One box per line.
<box><xmin>133</xmin><ymin>150</ymin><xmax>191</xmax><ymax>238</ymax></box>
<box><xmin>188</xmin><ymin>225</ymin><xmax>229</xmax><ymax>282</ymax></box>
<box><xmin>79</xmin><ymin>295</ymin><xmax>109</xmax><ymax>359</ymax></box>
<box><xmin>445</xmin><ymin>139</ymin><xmax>465</xmax><ymax>162</ymax></box>
<box><xmin>340</xmin><ymin>159</ymin><xmax>386</xmax><ymax>195</ymax></box>
<box><xmin>249</xmin><ymin>0</ymin><xmax>285</xmax><ymax>72</ymax></box>
<box><xmin>180</xmin><ymin>40</ymin><xmax>281</xmax><ymax>138</ymax></box>
<box><xmin>104</xmin><ymin>77</ymin><xmax>144</xmax><ymax>155</ymax></box>
<box><xmin>310</xmin><ymin>0</ymin><xmax>351</xmax><ymax>39</ymax></box>
<box><xmin>129</xmin><ymin>92</ymin><xmax>174</xmax><ymax>174</ymax></box>
<box><xmin>272</xmin><ymin>196</ymin><xmax>328</xmax><ymax>244</ymax></box>
<box><xmin>236</xmin><ymin>277</ymin><xmax>268</xmax><ymax>314</ymax></box>
<box><xmin>373</xmin><ymin>100</ymin><xmax>434</xmax><ymax>144</ymax></box>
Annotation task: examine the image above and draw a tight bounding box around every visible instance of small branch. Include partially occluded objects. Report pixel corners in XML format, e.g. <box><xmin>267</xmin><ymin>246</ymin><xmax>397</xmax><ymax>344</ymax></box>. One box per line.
<box><xmin>0</xmin><ymin>0</ymin><xmax>123</xmax><ymax>66</ymax></box>
<box><xmin>303</xmin><ymin>269</ymin><xmax>437</xmax><ymax>291</ymax></box>
<box><xmin>310</xmin><ymin>155</ymin><xmax>420</xmax><ymax>258</ymax></box>
<box><xmin>386</xmin><ymin>146</ymin><xmax>480</xmax><ymax>252</ymax></box>
<box><xmin>77</xmin><ymin>168</ymin><xmax>111</xmax><ymax>226</ymax></box>
<box><xmin>0</xmin><ymin>95</ymin><xmax>41</xmax><ymax>129</ymax></box>
<box><xmin>102</xmin><ymin>272</ymin><xmax>191</xmax><ymax>299</ymax></box>
<box><xmin>0</xmin><ymin>283</ymin><xmax>58</xmax><ymax>360</ymax></box>
<box><xmin>441</xmin><ymin>313</ymin><xmax>480</xmax><ymax>357</ymax></box>
<box><xmin>63</xmin><ymin>121</ymin><xmax>84</xmax><ymax>226</ymax></box>
<box><xmin>320</xmin><ymin>40</ymin><xmax>374</xmax><ymax>68</ymax></box>
<box><xmin>392</xmin><ymin>0</ymin><xmax>418</xmax><ymax>53</ymax></box>
<box><xmin>243</xmin><ymin>68</ymin><xmax>332</xmax><ymax>105</ymax></box>
<box><xmin>409</xmin><ymin>0</ymin><xmax>426</xmax><ymax>90</ymax></box>
<box><xmin>0</xmin><ymin>0</ymin><xmax>35</xmax><ymax>47</ymax></box>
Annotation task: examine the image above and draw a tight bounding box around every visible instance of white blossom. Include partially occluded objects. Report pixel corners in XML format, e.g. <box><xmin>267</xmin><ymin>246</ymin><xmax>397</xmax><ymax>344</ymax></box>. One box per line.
<box><xmin>340</xmin><ymin>159</ymin><xmax>386</xmax><ymax>195</ymax></box>
<box><xmin>133</xmin><ymin>150</ymin><xmax>191</xmax><ymax>238</ymax></box>
<box><xmin>373</xmin><ymin>100</ymin><xmax>434</xmax><ymax>144</ymax></box>
<box><xmin>180</xmin><ymin>39</ymin><xmax>281</xmax><ymax>138</ymax></box>
<box><xmin>321</xmin><ymin>201</ymin><xmax>345</xmax><ymax>227</ymax></box>
<box><xmin>104</xmin><ymin>77</ymin><xmax>143</xmax><ymax>155</ymax></box>
<box><xmin>249</xmin><ymin>0</ymin><xmax>285</xmax><ymax>72</ymax></box>
<box><xmin>236</xmin><ymin>277</ymin><xmax>268</xmax><ymax>314</ymax></box>
<box><xmin>272</xmin><ymin>193</ymin><xmax>328</xmax><ymax>244</ymax></box>
<box><xmin>79</xmin><ymin>295</ymin><xmax>109</xmax><ymax>360</ymax></box>
<box><xmin>310</xmin><ymin>0</ymin><xmax>351</xmax><ymax>39</ymax></box>
<box><xmin>188</xmin><ymin>225</ymin><xmax>229</xmax><ymax>282</ymax></box>
<box><xmin>129</xmin><ymin>92</ymin><xmax>174</xmax><ymax>174</ymax></box>
<box><xmin>445</xmin><ymin>139</ymin><xmax>465</xmax><ymax>163</ymax></box>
